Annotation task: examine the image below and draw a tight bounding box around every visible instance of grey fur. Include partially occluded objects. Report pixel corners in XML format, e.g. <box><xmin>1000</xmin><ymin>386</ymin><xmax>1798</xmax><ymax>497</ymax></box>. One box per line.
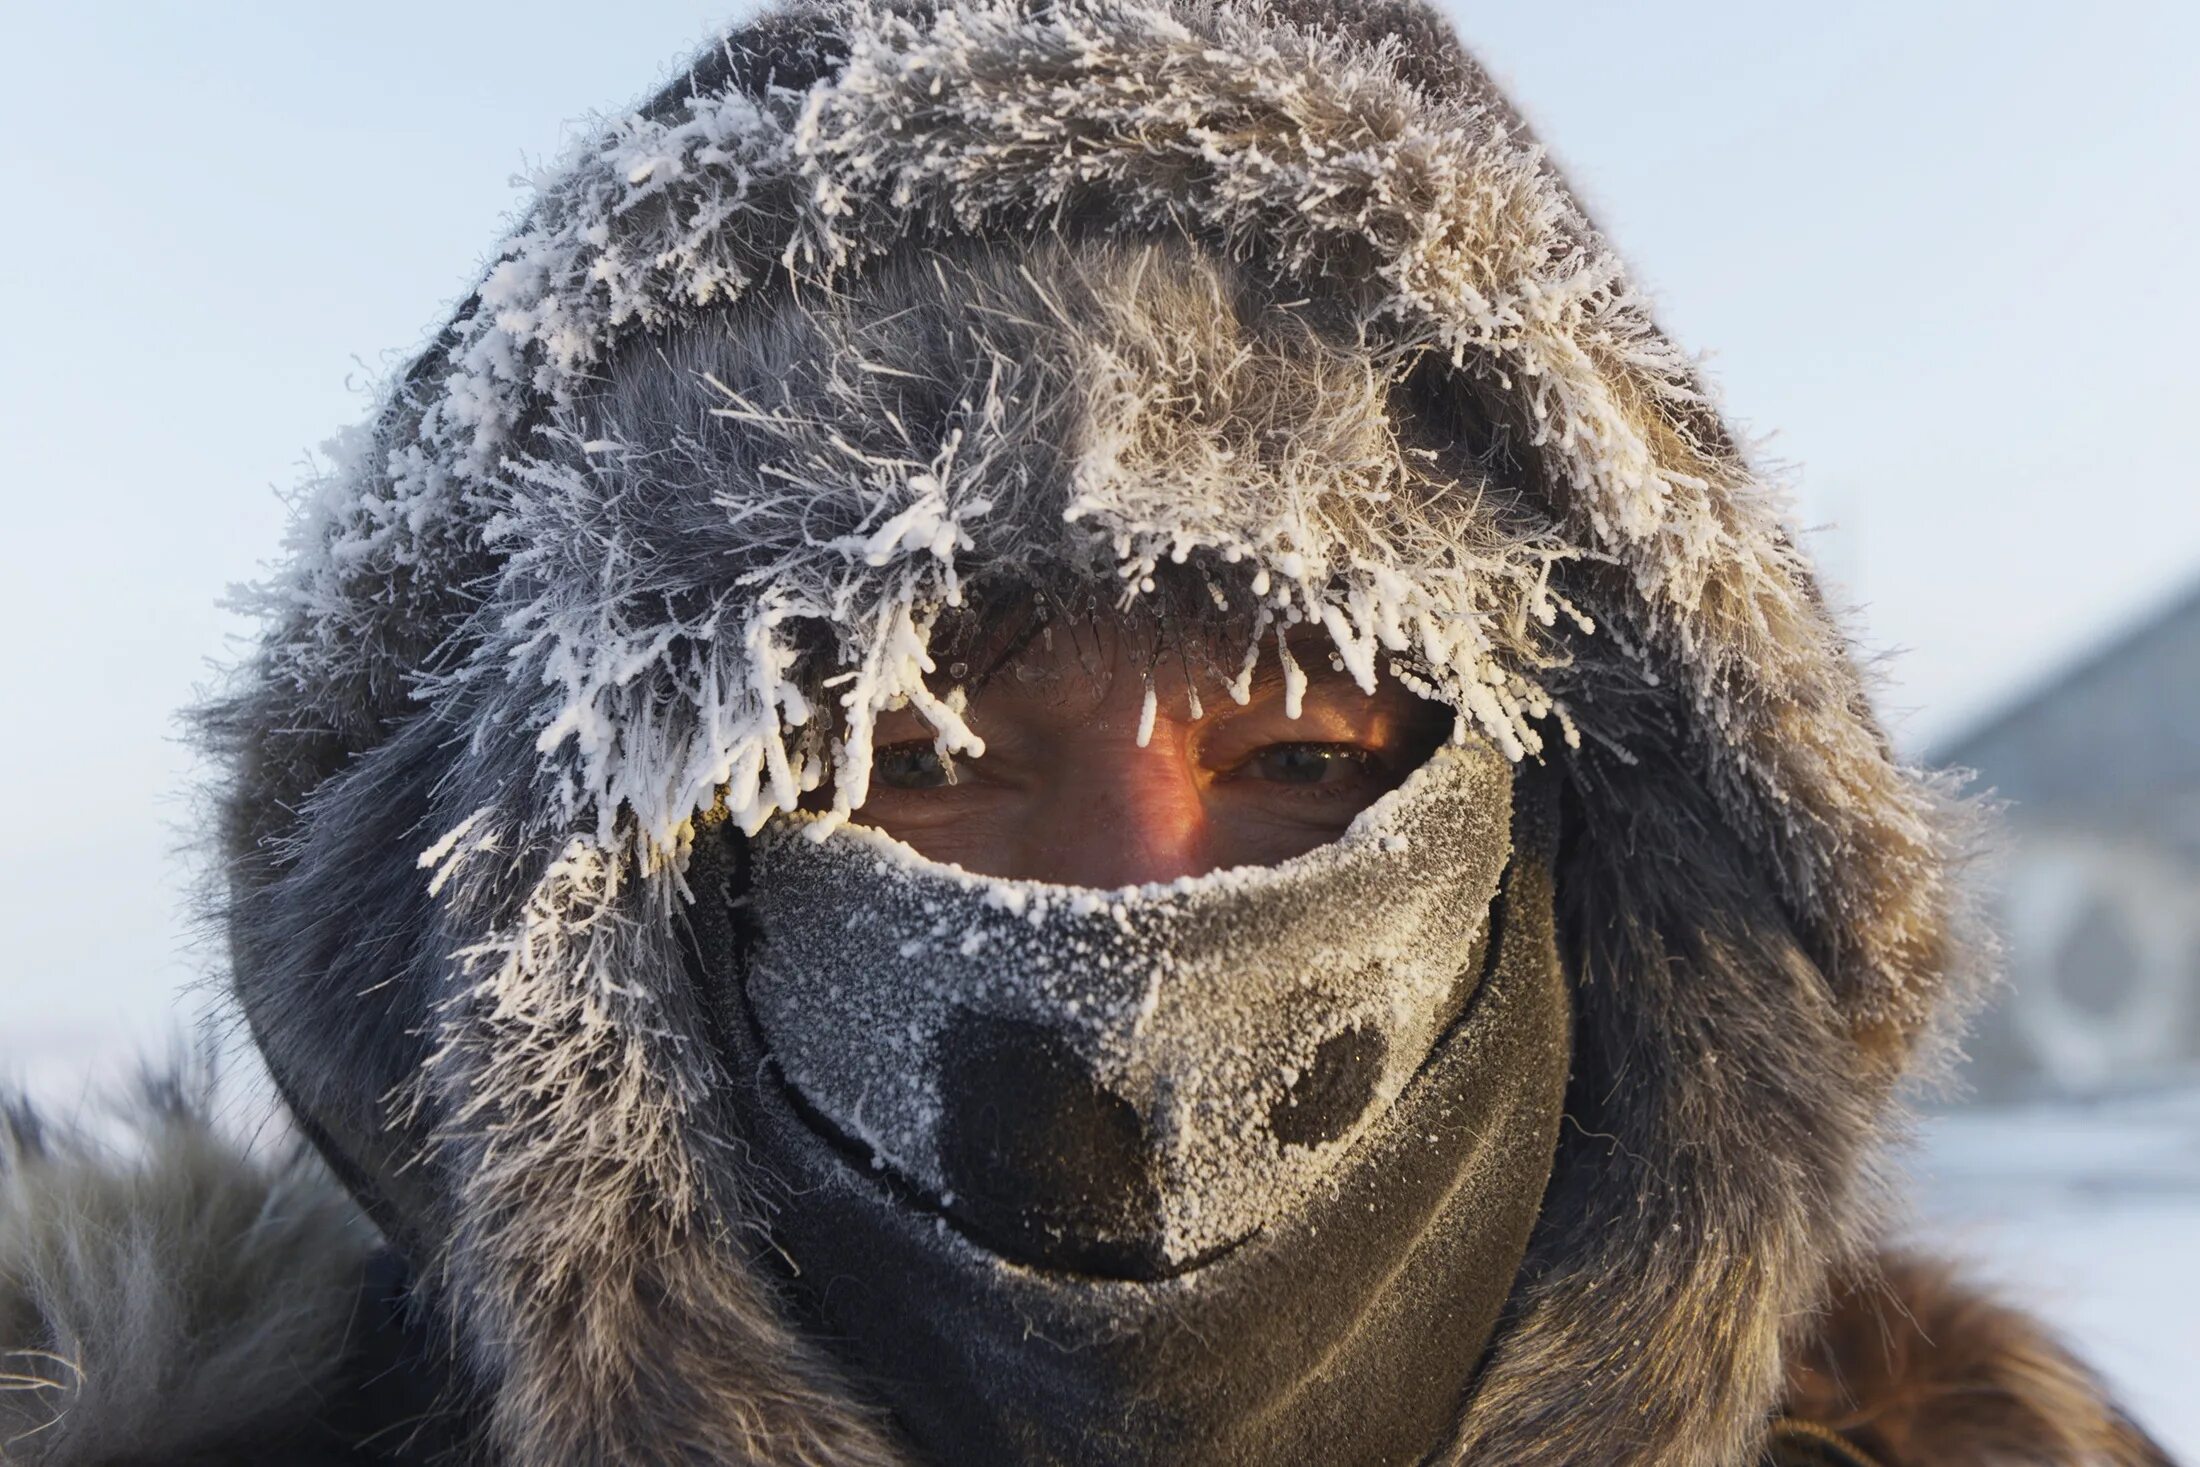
<box><xmin>0</xmin><ymin>1079</ymin><xmax>377</xmax><ymax>1466</ymax></box>
<box><xmin>179</xmin><ymin>2</ymin><xmax>2003</xmax><ymax>1464</ymax></box>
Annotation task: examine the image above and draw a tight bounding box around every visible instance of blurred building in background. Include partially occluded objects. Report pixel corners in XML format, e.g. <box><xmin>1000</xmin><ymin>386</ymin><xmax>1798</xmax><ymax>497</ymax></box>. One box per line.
<box><xmin>1936</xmin><ymin>579</ymin><xmax>2200</xmax><ymax>1101</ymax></box>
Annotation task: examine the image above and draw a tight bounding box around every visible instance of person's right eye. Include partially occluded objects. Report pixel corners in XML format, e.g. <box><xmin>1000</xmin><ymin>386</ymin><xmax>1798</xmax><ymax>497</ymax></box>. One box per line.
<box><xmin>874</xmin><ymin>741</ymin><xmax>953</xmax><ymax>790</ymax></box>
<box><xmin>1234</xmin><ymin>743</ymin><xmax>1383</xmax><ymax>792</ymax></box>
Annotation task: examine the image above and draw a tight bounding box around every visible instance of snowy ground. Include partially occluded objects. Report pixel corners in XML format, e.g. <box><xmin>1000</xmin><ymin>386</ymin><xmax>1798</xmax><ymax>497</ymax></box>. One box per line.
<box><xmin>1903</xmin><ymin>1083</ymin><xmax>2200</xmax><ymax>1459</ymax></box>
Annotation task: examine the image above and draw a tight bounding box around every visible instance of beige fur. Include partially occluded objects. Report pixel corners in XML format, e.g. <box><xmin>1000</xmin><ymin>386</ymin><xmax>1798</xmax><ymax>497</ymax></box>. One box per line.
<box><xmin>1783</xmin><ymin>1254</ymin><xmax>2175</xmax><ymax>1467</ymax></box>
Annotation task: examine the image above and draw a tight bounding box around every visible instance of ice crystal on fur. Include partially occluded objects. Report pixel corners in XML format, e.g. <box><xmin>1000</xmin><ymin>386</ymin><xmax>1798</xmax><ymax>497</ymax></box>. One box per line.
<box><xmin>198</xmin><ymin>4</ymin><xmax>1984</xmax><ymax>1464</ymax></box>
<box><xmin>247</xmin><ymin>0</ymin><xmax>1949</xmax><ymax>1042</ymax></box>
<box><xmin>459</xmin><ymin>237</ymin><xmax>1586</xmax><ymax>871</ymax></box>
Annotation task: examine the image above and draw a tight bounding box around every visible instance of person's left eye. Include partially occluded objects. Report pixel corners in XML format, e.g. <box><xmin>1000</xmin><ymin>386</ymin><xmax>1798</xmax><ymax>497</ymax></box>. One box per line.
<box><xmin>874</xmin><ymin>741</ymin><xmax>954</xmax><ymax>790</ymax></box>
<box><xmin>1236</xmin><ymin>743</ymin><xmax>1381</xmax><ymax>789</ymax></box>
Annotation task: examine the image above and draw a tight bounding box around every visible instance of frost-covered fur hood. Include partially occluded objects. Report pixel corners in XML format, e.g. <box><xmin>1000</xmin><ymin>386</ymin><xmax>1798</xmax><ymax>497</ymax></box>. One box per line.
<box><xmin>148</xmin><ymin>0</ymin><xmax>2081</xmax><ymax>1462</ymax></box>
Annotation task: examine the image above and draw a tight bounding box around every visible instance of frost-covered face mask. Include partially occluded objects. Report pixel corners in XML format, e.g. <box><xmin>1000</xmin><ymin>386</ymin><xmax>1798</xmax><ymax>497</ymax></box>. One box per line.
<box><xmin>702</xmin><ymin>740</ymin><xmax>1572</xmax><ymax>1467</ymax></box>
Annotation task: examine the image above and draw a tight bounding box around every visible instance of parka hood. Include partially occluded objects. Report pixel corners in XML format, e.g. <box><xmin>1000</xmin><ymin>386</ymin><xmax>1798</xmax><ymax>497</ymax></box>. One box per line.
<box><xmin>201</xmin><ymin>2</ymin><xmax>1982</xmax><ymax>1462</ymax></box>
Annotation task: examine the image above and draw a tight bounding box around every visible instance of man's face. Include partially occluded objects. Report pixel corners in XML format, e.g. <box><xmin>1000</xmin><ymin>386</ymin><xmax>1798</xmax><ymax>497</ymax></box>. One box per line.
<box><xmin>854</xmin><ymin>623</ymin><xmax>1450</xmax><ymax>885</ymax></box>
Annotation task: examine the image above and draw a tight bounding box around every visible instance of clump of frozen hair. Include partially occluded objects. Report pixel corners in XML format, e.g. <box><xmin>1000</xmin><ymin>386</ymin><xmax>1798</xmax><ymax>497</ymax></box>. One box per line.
<box><xmin>467</xmin><ymin>239</ymin><xmax>1583</xmax><ymax>860</ymax></box>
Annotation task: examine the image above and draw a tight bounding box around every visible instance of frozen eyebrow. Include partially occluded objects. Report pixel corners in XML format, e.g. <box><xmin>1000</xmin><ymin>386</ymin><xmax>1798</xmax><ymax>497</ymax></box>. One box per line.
<box><xmin>1230</xmin><ymin>652</ymin><xmax>1386</xmax><ymax>702</ymax></box>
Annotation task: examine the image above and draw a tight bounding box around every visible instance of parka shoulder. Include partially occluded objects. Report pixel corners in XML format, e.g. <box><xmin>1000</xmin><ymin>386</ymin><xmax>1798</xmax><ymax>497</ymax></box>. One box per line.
<box><xmin>5</xmin><ymin>1099</ymin><xmax>2175</xmax><ymax>1467</ymax></box>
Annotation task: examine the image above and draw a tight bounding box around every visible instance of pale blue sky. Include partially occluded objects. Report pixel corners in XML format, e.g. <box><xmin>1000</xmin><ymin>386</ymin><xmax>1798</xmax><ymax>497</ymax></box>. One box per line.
<box><xmin>2</xmin><ymin>2</ymin><xmax>2195</xmax><ymax>1068</ymax></box>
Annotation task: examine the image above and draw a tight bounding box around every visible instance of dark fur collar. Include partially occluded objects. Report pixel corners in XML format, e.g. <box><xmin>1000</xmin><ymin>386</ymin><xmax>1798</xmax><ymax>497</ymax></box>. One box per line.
<box><xmin>1779</xmin><ymin>1254</ymin><xmax>2175</xmax><ymax>1467</ymax></box>
<box><xmin>2</xmin><ymin>1102</ymin><xmax>2170</xmax><ymax>1465</ymax></box>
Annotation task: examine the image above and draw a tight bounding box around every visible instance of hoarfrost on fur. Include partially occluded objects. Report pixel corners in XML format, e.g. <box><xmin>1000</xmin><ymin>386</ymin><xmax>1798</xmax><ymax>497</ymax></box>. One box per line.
<box><xmin>239</xmin><ymin>3</ymin><xmax>1945</xmax><ymax>1041</ymax></box>
<box><xmin>253</xmin><ymin>0</ymin><xmax>1668</xmax><ymax>888</ymax></box>
<box><xmin>453</xmin><ymin>230</ymin><xmax>1586</xmax><ymax>886</ymax></box>
<box><xmin>203</xmin><ymin>3</ymin><xmax>1973</xmax><ymax>1461</ymax></box>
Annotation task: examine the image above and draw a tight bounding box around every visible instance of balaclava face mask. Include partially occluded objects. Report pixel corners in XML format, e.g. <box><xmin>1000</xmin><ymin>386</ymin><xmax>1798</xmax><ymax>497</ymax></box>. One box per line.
<box><xmin>694</xmin><ymin>736</ymin><xmax>1572</xmax><ymax>1466</ymax></box>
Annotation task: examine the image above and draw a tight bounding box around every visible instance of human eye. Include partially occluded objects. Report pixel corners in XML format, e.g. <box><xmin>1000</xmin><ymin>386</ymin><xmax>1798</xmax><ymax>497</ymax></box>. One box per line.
<box><xmin>874</xmin><ymin>741</ymin><xmax>953</xmax><ymax>790</ymax></box>
<box><xmin>1235</xmin><ymin>743</ymin><xmax>1383</xmax><ymax>791</ymax></box>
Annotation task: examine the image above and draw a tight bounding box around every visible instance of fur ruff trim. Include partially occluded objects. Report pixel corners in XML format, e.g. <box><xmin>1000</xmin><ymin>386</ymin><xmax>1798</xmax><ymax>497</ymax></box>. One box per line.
<box><xmin>4</xmin><ymin>1104</ymin><xmax>2169</xmax><ymax>1467</ymax></box>
<box><xmin>194</xmin><ymin>2</ymin><xmax>2005</xmax><ymax>1463</ymax></box>
<box><xmin>0</xmin><ymin>1080</ymin><xmax>378</xmax><ymax>1466</ymax></box>
<box><xmin>1782</xmin><ymin>1254</ymin><xmax>2176</xmax><ymax>1467</ymax></box>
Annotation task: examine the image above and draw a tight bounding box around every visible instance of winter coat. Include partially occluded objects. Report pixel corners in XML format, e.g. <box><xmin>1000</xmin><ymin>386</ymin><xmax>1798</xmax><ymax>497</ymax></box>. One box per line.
<box><xmin>0</xmin><ymin>1110</ymin><xmax>2171</xmax><ymax>1466</ymax></box>
<box><xmin>0</xmin><ymin>1</ymin><xmax>2178</xmax><ymax>1463</ymax></box>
